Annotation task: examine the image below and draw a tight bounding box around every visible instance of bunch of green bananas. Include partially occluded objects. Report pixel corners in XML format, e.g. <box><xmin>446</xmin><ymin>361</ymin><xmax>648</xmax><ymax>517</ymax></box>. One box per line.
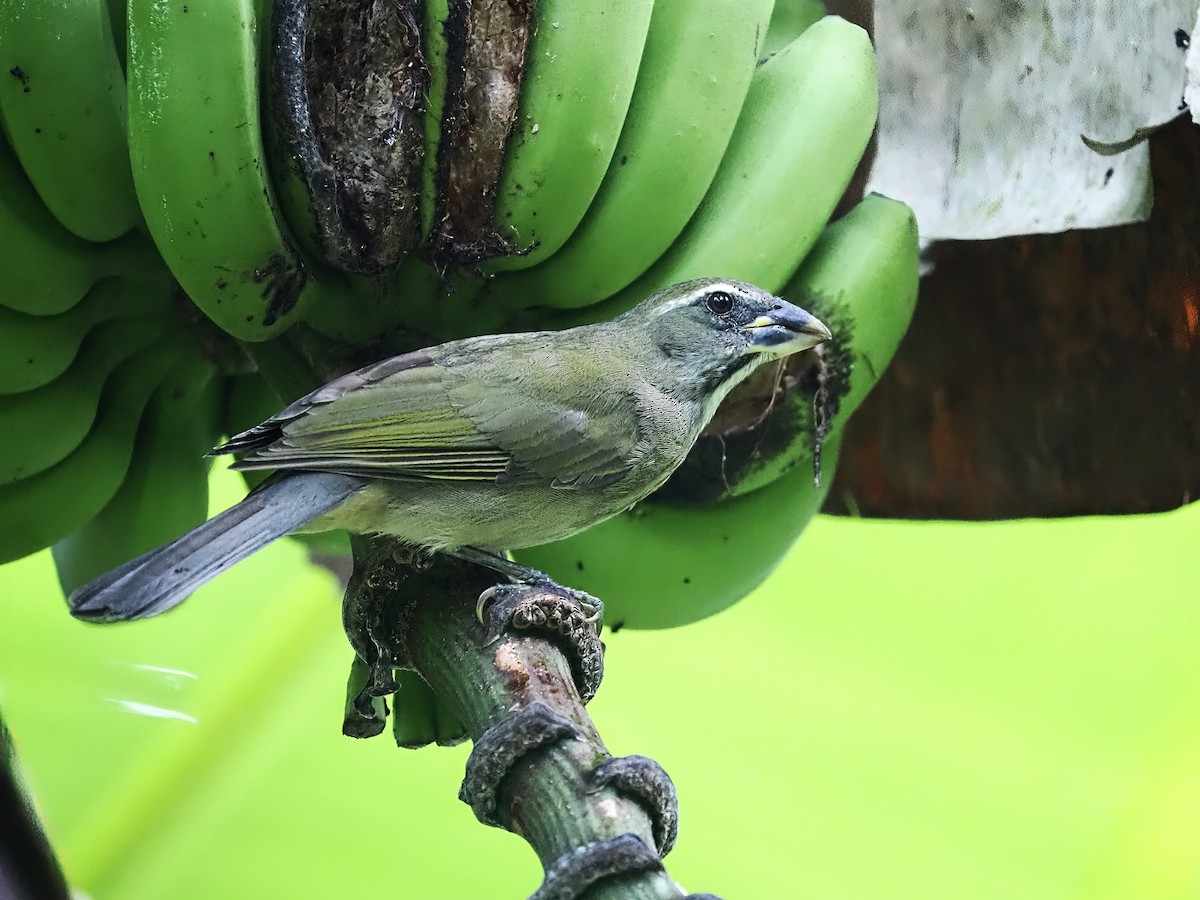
<box><xmin>0</xmin><ymin>0</ymin><xmax>220</xmax><ymax>591</ymax></box>
<box><xmin>0</xmin><ymin>0</ymin><xmax>919</xmax><ymax>628</ymax></box>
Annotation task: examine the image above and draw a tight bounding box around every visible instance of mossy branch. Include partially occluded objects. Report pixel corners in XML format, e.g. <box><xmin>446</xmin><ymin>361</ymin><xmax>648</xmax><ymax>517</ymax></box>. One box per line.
<box><xmin>342</xmin><ymin>537</ymin><xmax>714</xmax><ymax>900</ymax></box>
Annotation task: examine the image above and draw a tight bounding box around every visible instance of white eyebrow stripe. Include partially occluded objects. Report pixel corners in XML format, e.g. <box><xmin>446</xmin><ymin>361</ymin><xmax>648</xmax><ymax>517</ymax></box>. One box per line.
<box><xmin>649</xmin><ymin>282</ymin><xmax>745</xmax><ymax>318</ymax></box>
<box><xmin>650</xmin><ymin>295</ymin><xmax>699</xmax><ymax>317</ymax></box>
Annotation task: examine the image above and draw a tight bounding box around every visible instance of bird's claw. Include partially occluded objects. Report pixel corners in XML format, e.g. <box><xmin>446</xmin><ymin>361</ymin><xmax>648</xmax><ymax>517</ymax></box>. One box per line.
<box><xmin>460</xmin><ymin>701</ymin><xmax>579</xmax><ymax>827</ymax></box>
<box><xmin>459</xmin><ymin>698</ymin><xmax>705</xmax><ymax>899</ymax></box>
<box><xmin>477</xmin><ymin>580</ymin><xmax>603</xmax><ymax>629</ymax></box>
<box><xmin>475</xmin><ymin>583</ymin><xmax>501</xmax><ymax>623</ymax></box>
<box><xmin>530</xmin><ymin>833</ymin><xmax>663</xmax><ymax>900</ymax></box>
<box><xmin>475</xmin><ymin>581</ymin><xmax>605</xmax><ymax>702</ymax></box>
<box><xmin>587</xmin><ymin>755</ymin><xmax>679</xmax><ymax>857</ymax></box>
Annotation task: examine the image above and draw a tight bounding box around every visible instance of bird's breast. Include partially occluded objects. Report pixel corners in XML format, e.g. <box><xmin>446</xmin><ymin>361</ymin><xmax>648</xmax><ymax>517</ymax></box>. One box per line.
<box><xmin>319</xmin><ymin>476</ymin><xmax>658</xmax><ymax>552</ymax></box>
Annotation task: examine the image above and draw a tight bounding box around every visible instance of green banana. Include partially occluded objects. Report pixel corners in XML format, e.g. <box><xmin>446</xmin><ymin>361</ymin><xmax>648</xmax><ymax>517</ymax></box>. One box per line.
<box><xmin>125</xmin><ymin>0</ymin><xmax>410</xmax><ymax>345</ymax></box>
<box><xmin>514</xmin><ymin>193</ymin><xmax>918</xmax><ymax>630</ymax></box>
<box><xmin>793</xmin><ymin>195</ymin><xmax>919</xmax><ymax>429</ymax></box>
<box><xmin>761</xmin><ymin>0</ymin><xmax>827</xmax><ymax>57</ymax></box>
<box><xmin>0</xmin><ymin>274</ymin><xmax>172</xmax><ymax>394</ymax></box>
<box><xmin>127</xmin><ymin>0</ymin><xmax>315</xmax><ymax>340</ymax></box>
<box><xmin>52</xmin><ymin>352</ymin><xmax>219</xmax><ymax>595</ymax></box>
<box><xmin>417</xmin><ymin>0</ymin><xmax>451</xmax><ymax>244</ymax></box>
<box><xmin>537</xmin><ymin>15</ymin><xmax>876</xmax><ymax>328</ymax></box>
<box><xmin>0</xmin><ymin>0</ymin><xmax>140</xmax><ymax>240</ymax></box>
<box><xmin>0</xmin><ymin>332</ymin><xmax>192</xmax><ymax>564</ymax></box>
<box><xmin>484</xmin><ymin>0</ymin><xmax>777</xmax><ymax>309</ymax></box>
<box><xmin>0</xmin><ymin>315</ymin><xmax>168</xmax><ymax>484</ymax></box>
<box><xmin>479</xmin><ymin>0</ymin><xmax>656</xmax><ymax>273</ymax></box>
<box><xmin>725</xmin><ymin>195</ymin><xmax>920</xmax><ymax>499</ymax></box>
<box><xmin>0</xmin><ymin>135</ymin><xmax>158</xmax><ymax>316</ymax></box>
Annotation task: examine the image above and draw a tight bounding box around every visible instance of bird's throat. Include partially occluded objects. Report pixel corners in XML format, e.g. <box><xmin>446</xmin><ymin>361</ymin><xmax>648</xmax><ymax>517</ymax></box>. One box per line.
<box><xmin>700</xmin><ymin>354</ymin><xmax>760</xmax><ymax>420</ymax></box>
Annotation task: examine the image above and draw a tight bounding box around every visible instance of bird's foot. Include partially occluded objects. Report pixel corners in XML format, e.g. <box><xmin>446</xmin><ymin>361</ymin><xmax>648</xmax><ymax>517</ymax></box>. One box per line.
<box><xmin>461</xmin><ymin>707</ymin><xmax>684</xmax><ymax>899</ymax></box>
<box><xmin>341</xmin><ymin>648</ymin><xmax>401</xmax><ymax>739</ymax></box>
<box><xmin>530</xmin><ymin>834</ymin><xmax>723</xmax><ymax>899</ymax></box>
<box><xmin>476</xmin><ymin>581</ymin><xmax>604</xmax><ymax>702</ymax></box>
<box><xmin>478</xmin><ymin>578</ymin><xmax>603</xmax><ymax>627</ymax></box>
<box><xmin>460</xmin><ymin>701</ymin><xmax>580</xmax><ymax>827</ymax></box>
<box><xmin>476</xmin><ymin>574</ymin><xmax>603</xmax><ymax>628</ymax></box>
<box><xmin>588</xmin><ymin>755</ymin><xmax>679</xmax><ymax>857</ymax></box>
<box><xmin>342</xmin><ymin>655</ymin><xmax>391</xmax><ymax>739</ymax></box>
<box><xmin>451</xmin><ymin>546</ymin><xmax>605</xmax><ymax>627</ymax></box>
<box><xmin>530</xmin><ymin>834</ymin><xmax>663</xmax><ymax>900</ymax></box>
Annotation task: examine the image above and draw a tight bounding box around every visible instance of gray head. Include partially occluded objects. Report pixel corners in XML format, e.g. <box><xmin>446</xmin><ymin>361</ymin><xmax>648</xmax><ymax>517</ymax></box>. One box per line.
<box><xmin>621</xmin><ymin>278</ymin><xmax>832</xmax><ymax>402</ymax></box>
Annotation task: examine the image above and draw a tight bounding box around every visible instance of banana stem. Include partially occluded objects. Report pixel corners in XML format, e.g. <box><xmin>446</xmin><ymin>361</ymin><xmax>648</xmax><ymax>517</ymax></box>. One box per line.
<box><xmin>345</xmin><ymin>538</ymin><xmax>699</xmax><ymax>899</ymax></box>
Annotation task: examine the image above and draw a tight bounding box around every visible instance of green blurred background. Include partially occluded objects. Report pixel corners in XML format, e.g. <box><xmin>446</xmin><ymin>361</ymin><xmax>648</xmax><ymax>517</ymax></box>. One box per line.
<box><xmin>2</xmin><ymin>462</ymin><xmax>1198</xmax><ymax>898</ymax></box>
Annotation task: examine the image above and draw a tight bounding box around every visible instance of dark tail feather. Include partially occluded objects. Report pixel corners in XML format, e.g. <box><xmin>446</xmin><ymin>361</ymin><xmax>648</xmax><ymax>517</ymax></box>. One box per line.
<box><xmin>68</xmin><ymin>472</ymin><xmax>364</xmax><ymax>622</ymax></box>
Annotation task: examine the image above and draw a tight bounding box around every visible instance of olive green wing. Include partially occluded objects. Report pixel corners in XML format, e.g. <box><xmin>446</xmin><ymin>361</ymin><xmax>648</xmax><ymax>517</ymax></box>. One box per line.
<box><xmin>217</xmin><ymin>347</ymin><xmax>638</xmax><ymax>489</ymax></box>
<box><xmin>445</xmin><ymin>376</ymin><xmax>639</xmax><ymax>490</ymax></box>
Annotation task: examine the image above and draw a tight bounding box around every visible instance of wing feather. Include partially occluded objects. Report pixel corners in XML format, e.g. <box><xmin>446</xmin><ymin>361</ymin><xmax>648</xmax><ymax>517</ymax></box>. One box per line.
<box><xmin>218</xmin><ymin>339</ymin><xmax>641</xmax><ymax>490</ymax></box>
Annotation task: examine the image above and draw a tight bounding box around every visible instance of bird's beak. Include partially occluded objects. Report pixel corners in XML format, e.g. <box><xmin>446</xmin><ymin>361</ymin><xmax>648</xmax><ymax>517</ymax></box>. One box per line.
<box><xmin>744</xmin><ymin>299</ymin><xmax>832</xmax><ymax>354</ymax></box>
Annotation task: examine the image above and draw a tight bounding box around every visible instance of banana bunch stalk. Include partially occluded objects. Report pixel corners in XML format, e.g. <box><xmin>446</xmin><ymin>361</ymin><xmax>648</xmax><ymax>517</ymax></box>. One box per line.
<box><xmin>0</xmin><ymin>0</ymin><xmax>918</xmax><ymax>628</ymax></box>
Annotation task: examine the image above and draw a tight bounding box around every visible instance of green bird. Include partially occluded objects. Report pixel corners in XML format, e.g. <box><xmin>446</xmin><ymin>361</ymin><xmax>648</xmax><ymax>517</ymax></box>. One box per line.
<box><xmin>70</xmin><ymin>279</ymin><xmax>830</xmax><ymax>622</ymax></box>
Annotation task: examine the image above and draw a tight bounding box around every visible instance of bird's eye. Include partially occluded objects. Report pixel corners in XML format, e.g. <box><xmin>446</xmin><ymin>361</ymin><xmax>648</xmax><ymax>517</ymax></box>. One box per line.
<box><xmin>705</xmin><ymin>291</ymin><xmax>735</xmax><ymax>315</ymax></box>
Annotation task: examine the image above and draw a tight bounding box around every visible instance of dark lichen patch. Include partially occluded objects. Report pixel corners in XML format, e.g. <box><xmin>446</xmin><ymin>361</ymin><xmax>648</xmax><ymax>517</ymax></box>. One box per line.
<box><xmin>270</xmin><ymin>0</ymin><xmax>427</xmax><ymax>275</ymax></box>
<box><xmin>800</xmin><ymin>297</ymin><xmax>855</xmax><ymax>484</ymax></box>
<box><xmin>426</xmin><ymin>0</ymin><xmax>534</xmax><ymax>269</ymax></box>
<box><xmin>252</xmin><ymin>250</ymin><xmax>308</xmax><ymax>326</ymax></box>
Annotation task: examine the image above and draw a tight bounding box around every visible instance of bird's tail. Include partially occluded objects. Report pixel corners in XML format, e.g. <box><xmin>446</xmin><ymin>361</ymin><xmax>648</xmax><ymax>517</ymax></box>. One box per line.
<box><xmin>68</xmin><ymin>472</ymin><xmax>364</xmax><ymax>622</ymax></box>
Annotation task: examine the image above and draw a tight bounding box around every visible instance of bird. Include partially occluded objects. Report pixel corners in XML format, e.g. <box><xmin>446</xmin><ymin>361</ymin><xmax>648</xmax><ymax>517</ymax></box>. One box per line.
<box><xmin>69</xmin><ymin>278</ymin><xmax>831</xmax><ymax>623</ymax></box>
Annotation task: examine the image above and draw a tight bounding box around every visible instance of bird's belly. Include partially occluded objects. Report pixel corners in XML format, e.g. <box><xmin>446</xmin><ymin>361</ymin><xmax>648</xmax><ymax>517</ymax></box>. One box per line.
<box><xmin>311</xmin><ymin>479</ymin><xmax>642</xmax><ymax>551</ymax></box>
